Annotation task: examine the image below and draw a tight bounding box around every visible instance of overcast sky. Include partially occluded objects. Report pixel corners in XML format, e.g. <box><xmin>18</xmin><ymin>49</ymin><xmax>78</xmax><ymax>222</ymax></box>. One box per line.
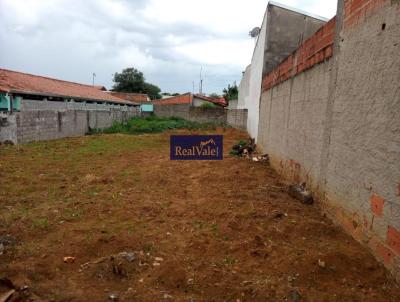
<box><xmin>0</xmin><ymin>0</ymin><xmax>337</xmax><ymax>94</ymax></box>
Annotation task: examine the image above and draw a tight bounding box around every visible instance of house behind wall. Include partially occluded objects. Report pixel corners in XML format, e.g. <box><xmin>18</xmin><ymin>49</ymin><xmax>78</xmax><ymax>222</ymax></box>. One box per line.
<box><xmin>239</xmin><ymin>1</ymin><xmax>328</xmax><ymax>141</ymax></box>
<box><xmin>0</xmin><ymin>69</ymin><xmax>140</xmax><ymax>144</ymax></box>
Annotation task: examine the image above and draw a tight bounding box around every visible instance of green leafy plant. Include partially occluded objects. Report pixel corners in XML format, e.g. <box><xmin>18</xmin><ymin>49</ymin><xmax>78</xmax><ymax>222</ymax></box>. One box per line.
<box><xmin>200</xmin><ymin>102</ymin><xmax>217</xmax><ymax>108</ymax></box>
<box><xmin>90</xmin><ymin>116</ymin><xmax>227</xmax><ymax>135</ymax></box>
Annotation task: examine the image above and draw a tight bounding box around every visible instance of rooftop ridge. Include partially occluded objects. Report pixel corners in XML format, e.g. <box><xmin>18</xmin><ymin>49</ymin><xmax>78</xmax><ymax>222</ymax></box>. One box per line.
<box><xmin>0</xmin><ymin>68</ymin><xmax>99</xmax><ymax>89</ymax></box>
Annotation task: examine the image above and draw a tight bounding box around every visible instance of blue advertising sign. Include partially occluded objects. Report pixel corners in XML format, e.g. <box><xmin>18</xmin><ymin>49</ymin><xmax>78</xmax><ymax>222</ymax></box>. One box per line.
<box><xmin>170</xmin><ymin>135</ymin><xmax>223</xmax><ymax>160</ymax></box>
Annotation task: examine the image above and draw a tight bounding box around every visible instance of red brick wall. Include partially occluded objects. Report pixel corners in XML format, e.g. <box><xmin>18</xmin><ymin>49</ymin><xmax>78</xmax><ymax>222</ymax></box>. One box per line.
<box><xmin>344</xmin><ymin>0</ymin><xmax>389</xmax><ymax>30</ymax></box>
<box><xmin>262</xmin><ymin>17</ymin><xmax>336</xmax><ymax>91</ymax></box>
<box><xmin>261</xmin><ymin>0</ymin><xmax>395</xmax><ymax>92</ymax></box>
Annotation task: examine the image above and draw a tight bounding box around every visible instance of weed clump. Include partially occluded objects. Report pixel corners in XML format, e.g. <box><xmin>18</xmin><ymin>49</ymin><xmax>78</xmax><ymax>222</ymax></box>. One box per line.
<box><xmin>90</xmin><ymin>116</ymin><xmax>226</xmax><ymax>135</ymax></box>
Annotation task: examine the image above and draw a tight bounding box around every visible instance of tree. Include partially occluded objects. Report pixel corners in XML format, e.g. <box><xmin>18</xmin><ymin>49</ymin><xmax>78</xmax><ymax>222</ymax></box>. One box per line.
<box><xmin>112</xmin><ymin>67</ymin><xmax>162</xmax><ymax>100</ymax></box>
<box><xmin>144</xmin><ymin>82</ymin><xmax>162</xmax><ymax>100</ymax></box>
<box><xmin>209</xmin><ymin>93</ymin><xmax>221</xmax><ymax>99</ymax></box>
<box><xmin>223</xmin><ymin>82</ymin><xmax>239</xmax><ymax>101</ymax></box>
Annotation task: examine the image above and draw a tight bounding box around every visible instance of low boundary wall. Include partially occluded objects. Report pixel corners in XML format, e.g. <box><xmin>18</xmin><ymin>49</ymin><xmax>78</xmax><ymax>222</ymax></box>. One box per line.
<box><xmin>0</xmin><ymin>108</ymin><xmax>139</xmax><ymax>144</ymax></box>
<box><xmin>154</xmin><ymin>104</ymin><xmax>227</xmax><ymax>124</ymax></box>
<box><xmin>227</xmin><ymin>109</ymin><xmax>248</xmax><ymax>130</ymax></box>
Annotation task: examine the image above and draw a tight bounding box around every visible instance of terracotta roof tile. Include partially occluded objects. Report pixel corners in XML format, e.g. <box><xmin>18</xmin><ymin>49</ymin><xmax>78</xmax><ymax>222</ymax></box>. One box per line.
<box><xmin>193</xmin><ymin>94</ymin><xmax>228</xmax><ymax>107</ymax></box>
<box><xmin>108</xmin><ymin>92</ymin><xmax>149</xmax><ymax>104</ymax></box>
<box><xmin>153</xmin><ymin>93</ymin><xmax>227</xmax><ymax>107</ymax></box>
<box><xmin>153</xmin><ymin>93</ymin><xmax>192</xmax><ymax>105</ymax></box>
<box><xmin>0</xmin><ymin>68</ymin><xmax>132</xmax><ymax>105</ymax></box>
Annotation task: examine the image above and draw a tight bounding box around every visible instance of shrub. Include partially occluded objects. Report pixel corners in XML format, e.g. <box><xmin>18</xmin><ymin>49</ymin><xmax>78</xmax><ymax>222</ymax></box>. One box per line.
<box><xmin>89</xmin><ymin>116</ymin><xmax>227</xmax><ymax>135</ymax></box>
<box><xmin>200</xmin><ymin>102</ymin><xmax>217</xmax><ymax>108</ymax></box>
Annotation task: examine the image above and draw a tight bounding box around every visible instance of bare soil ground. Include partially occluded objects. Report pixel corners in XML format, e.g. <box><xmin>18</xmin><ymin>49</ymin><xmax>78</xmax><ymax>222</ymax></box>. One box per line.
<box><xmin>1</xmin><ymin>128</ymin><xmax>399</xmax><ymax>301</ymax></box>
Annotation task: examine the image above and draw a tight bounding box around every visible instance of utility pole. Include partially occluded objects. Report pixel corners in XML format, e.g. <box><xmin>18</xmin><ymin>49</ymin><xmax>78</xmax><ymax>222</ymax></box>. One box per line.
<box><xmin>92</xmin><ymin>73</ymin><xmax>96</xmax><ymax>86</ymax></box>
<box><xmin>192</xmin><ymin>81</ymin><xmax>195</xmax><ymax>94</ymax></box>
<box><xmin>199</xmin><ymin>67</ymin><xmax>203</xmax><ymax>95</ymax></box>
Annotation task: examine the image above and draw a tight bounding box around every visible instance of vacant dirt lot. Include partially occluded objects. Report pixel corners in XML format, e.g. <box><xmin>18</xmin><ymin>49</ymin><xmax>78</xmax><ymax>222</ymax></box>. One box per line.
<box><xmin>1</xmin><ymin>128</ymin><xmax>399</xmax><ymax>301</ymax></box>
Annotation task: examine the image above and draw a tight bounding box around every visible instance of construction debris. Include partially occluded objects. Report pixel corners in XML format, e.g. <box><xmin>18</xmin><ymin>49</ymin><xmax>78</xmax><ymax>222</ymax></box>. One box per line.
<box><xmin>230</xmin><ymin>139</ymin><xmax>256</xmax><ymax>157</ymax></box>
<box><xmin>230</xmin><ymin>139</ymin><xmax>269</xmax><ymax>163</ymax></box>
<box><xmin>118</xmin><ymin>252</ymin><xmax>135</xmax><ymax>263</ymax></box>
<box><xmin>109</xmin><ymin>293</ymin><xmax>119</xmax><ymax>301</ymax></box>
<box><xmin>288</xmin><ymin>183</ymin><xmax>314</xmax><ymax>205</ymax></box>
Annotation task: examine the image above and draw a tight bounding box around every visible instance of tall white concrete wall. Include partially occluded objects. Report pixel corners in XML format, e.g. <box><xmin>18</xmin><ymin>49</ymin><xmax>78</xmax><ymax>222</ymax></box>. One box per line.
<box><xmin>238</xmin><ymin>65</ymin><xmax>251</xmax><ymax>110</ymax></box>
<box><xmin>239</xmin><ymin>3</ymin><xmax>327</xmax><ymax>141</ymax></box>
<box><xmin>246</xmin><ymin>12</ymin><xmax>268</xmax><ymax>140</ymax></box>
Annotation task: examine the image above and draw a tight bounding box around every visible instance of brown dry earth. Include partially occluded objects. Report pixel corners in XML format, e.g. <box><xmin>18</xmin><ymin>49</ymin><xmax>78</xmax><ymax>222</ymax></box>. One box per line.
<box><xmin>0</xmin><ymin>128</ymin><xmax>399</xmax><ymax>301</ymax></box>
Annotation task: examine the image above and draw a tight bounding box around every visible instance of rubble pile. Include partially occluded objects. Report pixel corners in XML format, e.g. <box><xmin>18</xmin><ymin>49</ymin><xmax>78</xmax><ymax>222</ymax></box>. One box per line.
<box><xmin>230</xmin><ymin>139</ymin><xmax>269</xmax><ymax>163</ymax></box>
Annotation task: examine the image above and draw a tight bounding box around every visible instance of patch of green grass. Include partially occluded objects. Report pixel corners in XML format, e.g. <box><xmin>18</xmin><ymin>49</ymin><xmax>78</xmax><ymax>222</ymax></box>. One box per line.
<box><xmin>210</xmin><ymin>223</ymin><xmax>219</xmax><ymax>234</ymax></box>
<box><xmin>90</xmin><ymin>116</ymin><xmax>226</xmax><ymax>135</ymax></box>
<box><xmin>193</xmin><ymin>220</ymin><xmax>205</xmax><ymax>230</ymax></box>
<box><xmin>223</xmin><ymin>257</ymin><xmax>237</xmax><ymax>266</ymax></box>
<box><xmin>32</xmin><ymin>218</ymin><xmax>49</xmax><ymax>230</ymax></box>
<box><xmin>200</xmin><ymin>102</ymin><xmax>217</xmax><ymax>108</ymax></box>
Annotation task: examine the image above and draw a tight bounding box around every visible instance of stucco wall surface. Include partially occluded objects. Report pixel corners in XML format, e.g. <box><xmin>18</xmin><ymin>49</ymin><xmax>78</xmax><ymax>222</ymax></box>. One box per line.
<box><xmin>227</xmin><ymin>109</ymin><xmax>248</xmax><ymax>130</ymax></box>
<box><xmin>154</xmin><ymin>104</ymin><xmax>227</xmax><ymax>124</ymax></box>
<box><xmin>257</xmin><ymin>0</ymin><xmax>400</xmax><ymax>278</ymax></box>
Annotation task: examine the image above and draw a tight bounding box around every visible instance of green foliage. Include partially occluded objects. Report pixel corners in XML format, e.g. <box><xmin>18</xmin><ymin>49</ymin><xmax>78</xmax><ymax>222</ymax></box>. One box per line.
<box><xmin>229</xmin><ymin>149</ymin><xmax>241</xmax><ymax>157</ymax></box>
<box><xmin>200</xmin><ymin>102</ymin><xmax>217</xmax><ymax>108</ymax></box>
<box><xmin>144</xmin><ymin>82</ymin><xmax>162</xmax><ymax>100</ymax></box>
<box><xmin>223</xmin><ymin>82</ymin><xmax>239</xmax><ymax>101</ymax></box>
<box><xmin>112</xmin><ymin>67</ymin><xmax>162</xmax><ymax>100</ymax></box>
<box><xmin>90</xmin><ymin>116</ymin><xmax>226</xmax><ymax>135</ymax></box>
<box><xmin>161</xmin><ymin>92</ymin><xmax>180</xmax><ymax>97</ymax></box>
<box><xmin>32</xmin><ymin>218</ymin><xmax>49</xmax><ymax>230</ymax></box>
<box><xmin>209</xmin><ymin>93</ymin><xmax>221</xmax><ymax>98</ymax></box>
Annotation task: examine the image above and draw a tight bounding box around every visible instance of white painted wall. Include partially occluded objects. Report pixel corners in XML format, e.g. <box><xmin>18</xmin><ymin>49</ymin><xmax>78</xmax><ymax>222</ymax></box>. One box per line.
<box><xmin>246</xmin><ymin>10</ymin><xmax>268</xmax><ymax>140</ymax></box>
<box><xmin>238</xmin><ymin>65</ymin><xmax>251</xmax><ymax>110</ymax></box>
<box><xmin>192</xmin><ymin>97</ymin><xmax>208</xmax><ymax>107</ymax></box>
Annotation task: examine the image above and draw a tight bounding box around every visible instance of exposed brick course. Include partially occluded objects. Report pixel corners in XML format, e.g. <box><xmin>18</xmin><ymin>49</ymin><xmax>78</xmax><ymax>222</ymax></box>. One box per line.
<box><xmin>262</xmin><ymin>17</ymin><xmax>336</xmax><ymax>91</ymax></box>
<box><xmin>371</xmin><ymin>194</ymin><xmax>385</xmax><ymax>216</ymax></box>
<box><xmin>388</xmin><ymin>226</ymin><xmax>400</xmax><ymax>255</ymax></box>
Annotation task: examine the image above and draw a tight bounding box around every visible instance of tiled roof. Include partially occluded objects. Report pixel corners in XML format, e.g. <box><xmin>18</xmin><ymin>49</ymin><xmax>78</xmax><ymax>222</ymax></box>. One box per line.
<box><xmin>153</xmin><ymin>93</ymin><xmax>227</xmax><ymax>107</ymax></box>
<box><xmin>153</xmin><ymin>93</ymin><xmax>192</xmax><ymax>105</ymax></box>
<box><xmin>0</xmin><ymin>68</ymin><xmax>133</xmax><ymax>105</ymax></box>
<box><xmin>193</xmin><ymin>94</ymin><xmax>228</xmax><ymax>107</ymax></box>
<box><xmin>108</xmin><ymin>92</ymin><xmax>149</xmax><ymax>104</ymax></box>
<box><xmin>93</xmin><ymin>85</ymin><xmax>107</xmax><ymax>91</ymax></box>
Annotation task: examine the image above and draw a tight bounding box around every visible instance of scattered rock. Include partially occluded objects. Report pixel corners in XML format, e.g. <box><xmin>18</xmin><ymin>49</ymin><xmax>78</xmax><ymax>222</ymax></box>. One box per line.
<box><xmin>63</xmin><ymin>256</ymin><xmax>76</xmax><ymax>263</ymax></box>
<box><xmin>118</xmin><ymin>252</ymin><xmax>135</xmax><ymax>262</ymax></box>
<box><xmin>111</xmin><ymin>259</ymin><xmax>128</xmax><ymax>277</ymax></box>
<box><xmin>0</xmin><ymin>235</ymin><xmax>15</xmax><ymax>246</ymax></box>
<box><xmin>288</xmin><ymin>183</ymin><xmax>314</xmax><ymax>205</ymax></box>
<box><xmin>0</xmin><ymin>243</ymin><xmax>4</xmax><ymax>256</ymax></box>
<box><xmin>109</xmin><ymin>293</ymin><xmax>119</xmax><ymax>301</ymax></box>
<box><xmin>272</xmin><ymin>212</ymin><xmax>287</xmax><ymax>219</ymax></box>
<box><xmin>155</xmin><ymin>257</ymin><xmax>164</xmax><ymax>262</ymax></box>
<box><xmin>318</xmin><ymin>259</ymin><xmax>326</xmax><ymax>268</ymax></box>
<box><xmin>289</xmin><ymin>289</ymin><xmax>302</xmax><ymax>301</ymax></box>
<box><xmin>163</xmin><ymin>293</ymin><xmax>173</xmax><ymax>299</ymax></box>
